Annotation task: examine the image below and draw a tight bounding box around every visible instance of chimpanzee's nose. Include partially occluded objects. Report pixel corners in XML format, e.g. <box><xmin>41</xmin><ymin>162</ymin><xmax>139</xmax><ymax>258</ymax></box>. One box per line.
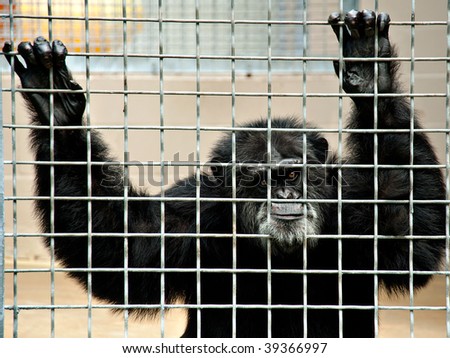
<box><xmin>274</xmin><ymin>187</ymin><xmax>300</xmax><ymax>200</ymax></box>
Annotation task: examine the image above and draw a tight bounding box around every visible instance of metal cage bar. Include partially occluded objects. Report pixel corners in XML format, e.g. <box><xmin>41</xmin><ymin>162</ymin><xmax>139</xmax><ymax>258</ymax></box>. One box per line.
<box><xmin>0</xmin><ymin>48</ymin><xmax>4</xmax><ymax>339</ymax></box>
<box><xmin>194</xmin><ymin>0</ymin><xmax>202</xmax><ymax>339</ymax></box>
<box><xmin>266</xmin><ymin>0</ymin><xmax>273</xmax><ymax>338</ymax></box>
<box><xmin>372</xmin><ymin>0</ymin><xmax>380</xmax><ymax>338</ymax></box>
<box><xmin>47</xmin><ymin>0</ymin><xmax>57</xmax><ymax>339</ymax></box>
<box><xmin>230</xmin><ymin>0</ymin><xmax>238</xmax><ymax>339</ymax></box>
<box><xmin>408</xmin><ymin>0</ymin><xmax>417</xmax><ymax>338</ymax></box>
<box><xmin>5</xmin><ymin>0</ymin><xmax>19</xmax><ymax>339</ymax></box>
<box><xmin>301</xmin><ymin>0</ymin><xmax>308</xmax><ymax>339</ymax></box>
<box><xmin>121</xmin><ymin>0</ymin><xmax>130</xmax><ymax>338</ymax></box>
<box><xmin>336</xmin><ymin>0</ymin><xmax>344</xmax><ymax>338</ymax></box>
<box><xmin>158</xmin><ymin>0</ymin><xmax>167</xmax><ymax>338</ymax></box>
<box><xmin>82</xmin><ymin>0</ymin><xmax>94</xmax><ymax>339</ymax></box>
<box><xmin>446</xmin><ymin>0</ymin><xmax>450</xmax><ymax>339</ymax></box>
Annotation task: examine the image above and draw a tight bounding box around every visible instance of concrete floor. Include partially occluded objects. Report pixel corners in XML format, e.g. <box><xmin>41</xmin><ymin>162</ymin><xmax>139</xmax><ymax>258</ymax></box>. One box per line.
<box><xmin>3</xmin><ymin>259</ymin><xmax>448</xmax><ymax>338</ymax></box>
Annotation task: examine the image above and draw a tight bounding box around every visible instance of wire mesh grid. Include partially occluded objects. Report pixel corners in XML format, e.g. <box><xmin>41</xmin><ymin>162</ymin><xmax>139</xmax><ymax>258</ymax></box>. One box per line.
<box><xmin>0</xmin><ymin>0</ymin><xmax>450</xmax><ymax>338</ymax></box>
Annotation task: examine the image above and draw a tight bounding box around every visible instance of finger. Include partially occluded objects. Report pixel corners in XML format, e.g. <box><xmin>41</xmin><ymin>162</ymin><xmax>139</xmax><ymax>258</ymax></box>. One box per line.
<box><xmin>33</xmin><ymin>36</ymin><xmax>53</xmax><ymax>69</ymax></box>
<box><xmin>328</xmin><ymin>12</ymin><xmax>350</xmax><ymax>40</ymax></box>
<box><xmin>328</xmin><ymin>12</ymin><xmax>341</xmax><ymax>37</ymax></box>
<box><xmin>361</xmin><ymin>9</ymin><xmax>376</xmax><ymax>37</ymax></box>
<box><xmin>345</xmin><ymin>9</ymin><xmax>362</xmax><ymax>39</ymax></box>
<box><xmin>377</xmin><ymin>12</ymin><xmax>391</xmax><ymax>37</ymax></box>
<box><xmin>2</xmin><ymin>41</ymin><xmax>26</xmax><ymax>75</ymax></box>
<box><xmin>18</xmin><ymin>41</ymin><xmax>37</xmax><ymax>67</ymax></box>
<box><xmin>52</xmin><ymin>40</ymin><xmax>68</xmax><ymax>69</ymax></box>
<box><xmin>2</xmin><ymin>41</ymin><xmax>14</xmax><ymax>65</ymax></box>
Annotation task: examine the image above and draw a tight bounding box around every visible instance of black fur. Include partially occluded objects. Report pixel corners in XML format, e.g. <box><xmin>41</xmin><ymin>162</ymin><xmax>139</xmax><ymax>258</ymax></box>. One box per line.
<box><xmin>3</xmin><ymin>11</ymin><xmax>446</xmax><ymax>337</ymax></box>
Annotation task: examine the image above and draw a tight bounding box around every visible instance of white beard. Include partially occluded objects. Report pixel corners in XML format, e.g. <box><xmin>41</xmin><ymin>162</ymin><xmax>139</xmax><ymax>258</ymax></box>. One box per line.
<box><xmin>239</xmin><ymin>202</ymin><xmax>323</xmax><ymax>253</ymax></box>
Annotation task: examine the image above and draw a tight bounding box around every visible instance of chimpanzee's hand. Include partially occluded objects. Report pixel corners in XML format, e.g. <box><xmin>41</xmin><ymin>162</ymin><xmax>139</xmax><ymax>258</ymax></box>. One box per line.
<box><xmin>3</xmin><ymin>37</ymin><xmax>86</xmax><ymax>124</ymax></box>
<box><xmin>328</xmin><ymin>10</ymin><xmax>393</xmax><ymax>95</ymax></box>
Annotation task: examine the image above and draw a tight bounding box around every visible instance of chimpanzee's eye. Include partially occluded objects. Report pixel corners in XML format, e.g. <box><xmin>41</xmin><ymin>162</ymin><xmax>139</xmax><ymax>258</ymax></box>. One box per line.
<box><xmin>287</xmin><ymin>171</ymin><xmax>299</xmax><ymax>181</ymax></box>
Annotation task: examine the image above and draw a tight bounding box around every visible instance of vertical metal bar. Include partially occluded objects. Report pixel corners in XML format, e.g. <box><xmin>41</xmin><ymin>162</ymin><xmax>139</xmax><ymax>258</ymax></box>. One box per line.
<box><xmin>7</xmin><ymin>0</ymin><xmax>18</xmax><ymax>338</ymax></box>
<box><xmin>195</xmin><ymin>0</ymin><xmax>202</xmax><ymax>338</ymax></box>
<box><xmin>47</xmin><ymin>0</ymin><xmax>56</xmax><ymax>338</ymax></box>
<box><xmin>180</xmin><ymin>0</ymin><xmax>186</xmax><ymax>56</ymax></box>
<box><xmin>122</xmin><ymin>0</ymin><xmax>130</xmax><ymax>338</ymax></box>
<box><xmin>266</xmin><ymin>0</ymin><xmax>273</xmax><ymax>339</ymax></box>
<box><xmin>230</xmin><ymin>0</ymin><xmax>237</xmax><ymax>339</ymax></box>
<box><xmin>337</xmin><ymin>0</ymin><xmax>344</xmax><ymax>338</ymax></box>
<box><xmin>83</xmin><ymin>0</ymin><xmax>93</xmax><ymax>338</ymax></box>
<box><xmin>408</xmin><ymin>0</ymin><xmax>416</xmax><ymax>338</ymax></box>
<box><xmin>158</xmin><ymin>0</ymin><xmax>166</xmax><ymax>338</ymax></box>
<box><xmin>445</xmin><ymin>0</ymin><xmax>450</xmax><ymax>339</ymax></box>
<box><xmin>0</xmin><ymin>47</ymin><xmax>5</xmax><ymax>339</ymax></box>
<box><xmin>373</xmin><ymin>0</ymin><xmax>380</xmax><ymax>339</ymax></box>
<box><xmin>212</xmin><ymin>0</ymin><xmax>218</xmax><ymax>59</ymax></box>
<box><xmin>301</xmin><ymin>0</ymin><xmax>308</xmax><ymax>338</ymax></box>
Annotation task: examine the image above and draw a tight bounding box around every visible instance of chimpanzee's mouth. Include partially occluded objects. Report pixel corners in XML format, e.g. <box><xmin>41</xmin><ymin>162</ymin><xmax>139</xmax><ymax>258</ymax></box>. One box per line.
<box><xmin>270</xmin><ymin>202</ymin><xmax>306</xmax><ymax>221</ymax></box>
<box><xmin>271</xmin><ymin>213</ymin><xmax>305</xmax><ymax>221</ymax></box>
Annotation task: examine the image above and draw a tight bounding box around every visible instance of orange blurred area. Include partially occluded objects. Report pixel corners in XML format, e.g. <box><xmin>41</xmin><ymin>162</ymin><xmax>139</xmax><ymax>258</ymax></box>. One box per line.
<box><xmin>0</xmin><ymin>1</ymin><xmax>144</xmax><ymax>53</ymax></box>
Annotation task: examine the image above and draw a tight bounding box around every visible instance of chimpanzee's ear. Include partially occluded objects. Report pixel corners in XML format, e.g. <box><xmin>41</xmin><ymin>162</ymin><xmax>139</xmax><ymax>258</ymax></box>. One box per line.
<box><xmin>313</xmin><ymin>136</ymin><xmax>329</xmax><ymax>163</ymax></box>
<box><xmin>208</xmin><ymin>156</ymin><xmax>225</xmax><ymax>180</ymax></box>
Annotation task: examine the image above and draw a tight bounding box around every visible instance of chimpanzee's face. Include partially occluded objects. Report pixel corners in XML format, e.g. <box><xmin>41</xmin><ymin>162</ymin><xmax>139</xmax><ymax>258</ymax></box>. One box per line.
<box><xmin>236</xmin><ymin>157</ymin><xmax>326</xmax><ymax>251</ymax></box>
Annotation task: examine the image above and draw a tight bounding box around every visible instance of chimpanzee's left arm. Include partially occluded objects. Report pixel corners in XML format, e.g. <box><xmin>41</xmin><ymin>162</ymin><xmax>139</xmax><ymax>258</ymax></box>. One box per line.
<box><xmin>329</xmin><ymin>10</ymin><xmax>446</xmax><ymax>291</ymax></box>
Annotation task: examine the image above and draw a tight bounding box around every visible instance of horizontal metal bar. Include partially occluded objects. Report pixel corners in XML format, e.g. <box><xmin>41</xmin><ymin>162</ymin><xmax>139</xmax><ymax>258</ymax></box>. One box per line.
<box><xmin>4</xmin><ymin>267</ymin><xmax>449</xmax><ymax>275</ymax></box>
<box><xmin>3</xmin><ymin>14</ymin><xmax>448</xmax><ymax>26</ymax></box>
<box><xmin>3</xmin><ymin>232</ymin><xmax>447</xmax><ymax>240</ymax></box>
<box><xmin>3</xmin><ymin>123</ymin><xmax>450</xmax><ymax>135</ymax></box>
<box><xmin>3</xmin><ymin>87</ymin><xmax>448</xmax><ymax>99</ymax></box>
<box><xmin>2</xmin><ymin>160</ymin><xmax>447</xmax><ymax>171</ymax></box>
<box><xmin>2</xmin><ymin>49</ymin><xmax>450</xmax><ymax>63</ymax></box>
<box><xmin>3</xmin><ymin>303</ymin><xmax>448</xmax><ymax>311</ymax></box>
<box><xmin>3</xmin><ymin>195</ymin><xmax>449</xmax><ymax>205</ymax></box>
<box><xmin>66</xmin><ymin>54</ymin><xmax>450</xmax><ymax>62</ymax></box>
